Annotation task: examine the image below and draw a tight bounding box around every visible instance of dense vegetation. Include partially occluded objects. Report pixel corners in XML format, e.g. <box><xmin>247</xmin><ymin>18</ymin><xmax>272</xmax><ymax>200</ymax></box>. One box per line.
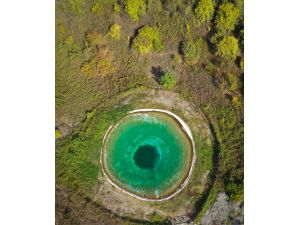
<box><xmin>56</xmin><ymin>0</ymin><xmax>244</xmax><ymax>224</ymax></box>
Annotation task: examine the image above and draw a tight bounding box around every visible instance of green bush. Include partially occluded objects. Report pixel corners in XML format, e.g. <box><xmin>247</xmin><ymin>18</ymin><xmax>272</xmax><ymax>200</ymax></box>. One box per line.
<box><xmin>227</xmin><ymin>73</ymin><xmax>239</xmax><ymax>91</ymax></box>
<box><xmin>182</xmin><ymin>38</ymin><xmax>204</xmax><ymax>64</ymax></box>
<box><xmin>109</xmin><ymin>23</ymin><xmax>121</xmax><ymax>40</ymax></box>
<box><xmin>215</xmin><ymin>3</ymin><xmax>240</xmax><ymax>32</ymax></box>
<box><xmin>194</xmin><ymin>0</ymin><xmax>215</xmax><ymax>24</ymax></box>
<box><xmin>132</xmin><ymin>26</ymin><xmax>163</xmax><ymax>54</ymax></box>
<box><xmin>125</xmin><ymin>0</ymin><xmax>146</xmax><ymax>21</ymax></box>
<box><xmin>225</xmin><ymin>181</ymin><xmax>243</xmax><ymax>202</ymax></box>
<box><xmin>215</xmin><ymin>36</ymin><xmax>239</xmax><ymax>60</ymax></box>
<box><xmin>160</xmin><ymin>71</ymin><xmax>176</xmax><ymax>89</ymax></box>
<box><xmin>91</xmin><ymin>3</ymin><xmax>101</xmax><ymax>15</ymax></box>
<box><xmin>55</xmin><ymin>129</ymin><xmax>61</xmax><ymax>139</ymax></box>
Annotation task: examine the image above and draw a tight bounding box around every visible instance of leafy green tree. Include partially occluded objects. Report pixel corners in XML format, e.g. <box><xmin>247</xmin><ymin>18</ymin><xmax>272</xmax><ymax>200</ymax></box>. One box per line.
<box><xmin>132</xmin><ymin>26</ymin><xmax>163</xmax><ymax>54</ymax></box>
<box><xmin>109</xmin><ymin>23</ymin><xmax>121</xmax><ymax>40</ymax></box>
<box><xmin>182</xmin><ymin>38</ymin><xmax>204</xmax><ymax>64</ymax></box>
<box><xmin>215</xmin><ymin>3</ymin><xmax>240</xmax><ymax>32</ymax></box>
<box><xmin>194</xmin><ymin>0</ymin><xmax>215</xmax><ymax>24</ymax></box>
<box><xmin>125</xmin><ymin>0</ymin><xmax>146</xmax><ymax>21</ymax></box>
<box><xmin>215</xmin><ymin>36</ymin><xmax>239</xmax><ymax>60</ymax></box>
<box><xmin>160</xmin><ymin>71</ymin><xmax>176</xmax><ymax>89</ymax></box>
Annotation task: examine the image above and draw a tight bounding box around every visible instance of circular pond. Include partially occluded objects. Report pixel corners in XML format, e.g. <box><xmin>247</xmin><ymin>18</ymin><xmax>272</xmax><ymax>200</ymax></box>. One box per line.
<box><xmin>101</xmin><ymin>109</ymin><xmax>195</xmax><ymax>201</ymax></box>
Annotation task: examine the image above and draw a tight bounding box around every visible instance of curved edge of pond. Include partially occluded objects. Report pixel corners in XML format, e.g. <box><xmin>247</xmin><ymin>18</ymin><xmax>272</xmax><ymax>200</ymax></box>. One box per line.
<box><xmin>100</xmin><ymin>109</ymin><xmax>196</xmax><ymax>202</ymax></box>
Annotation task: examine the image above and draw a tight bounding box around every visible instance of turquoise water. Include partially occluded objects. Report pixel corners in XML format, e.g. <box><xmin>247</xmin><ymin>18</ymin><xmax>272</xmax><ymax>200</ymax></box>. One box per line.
<box><xmin>103</xmin><ymin>112</ymin><xmax>192</xmax><ymax>199</ymax></box>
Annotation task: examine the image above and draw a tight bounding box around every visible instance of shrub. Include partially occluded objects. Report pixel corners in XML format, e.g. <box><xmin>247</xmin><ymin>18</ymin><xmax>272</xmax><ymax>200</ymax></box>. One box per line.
<box><xmin>171</xmin><ymin>53</ymin><xmax>181</xmax><ymax>64</ymax></box>
<box><xmin>232</xmin><ymin>96</ymin><xmax>240</xmax><ymax>108</ymax></box>
<box><xmin>109</xmin><ymin>23</ymin><xmax>121</xmax><ymax>40</ymax></box>
<box><xmin>85</xmin><ymin>32</ymin><xmax>103</xmax><ymax>47</ymax></box>
<box><xmin>215</xmin><ymin>3</ymin><xmax>240</xmax><ymax>32</ymax></box>
<box><xmin>132</xmin><ymin>26</ymin><xmax>163</xmax><ymax>54</ymax></box>
<box><xmin>149</xmin><ymin>211</ymin><xmax>163</xmax><ymax>223</ymax></box>
<box><xmin>64</xmin><ymin>36</ymin><xmax>74</xmax><ymax>46</ymax></box>
<box><xmin>225</xmin><ymin>181</ymin><xmax>243</xmax><ymax>202</ymax></box>
<box><xmin>91</xmin><ymin>3</ymin><xmax>101</xmax><ymax>15</ymax></box>
<box><xmin>194</xmin><ymin>0</ymin><xmax>215</xmax><ymax>24</ymax></box>
<box><xmin>124</xmin><ymin>0</ymin><xmax>146</xmax><ymax>21</ymax></box>
<box><xmin>81</xmin><ymin>46</ymin><xmax>114</xmax><ymax>77</ymax></box>
<box><xmin>160</xmin><ymin>71</ymin><xmax>176</xmax><ymax>89</ymax></box>
<box><xmin>227</xmin><ymin>73</ymin><xmax>239</xmax><ymax>91</ymax></box>
<box><xmin>55</xmin><ymin>129</ymin><xmax>61</xmax><ymax>139</ymax></box>
<box><xmin>215</xmin><ymin>36</ymin><xmax>238</xmax><ymax>60</ymax></box>
<box><xmin>58</xmin><ymin>24</ymin><xmax>65</xmax><ymax>34</ymax></box>
<box><xmin>113</xmin><ymin>3</ymin><xmax>121</xmax><ymax>13</ymax></box>
<box><xmin>240</xmin><ymin>58</ymin><xmax>244</xmax><ymax>70</ymax></box>
<box><xmin>69</xmin><ymin>0</ymin><xmax>84</xmax><ymax>14</ymax></box>
<box><xmin>182</xmin><ymin>38</ymin><xmax>204</xmax><ymax>64</ymax></box>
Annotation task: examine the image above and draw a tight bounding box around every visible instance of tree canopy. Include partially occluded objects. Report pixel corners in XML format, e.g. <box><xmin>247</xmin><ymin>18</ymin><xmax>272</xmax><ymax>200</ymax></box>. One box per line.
<box><xmin>132</xmin><ymin>26</ymin><xmax>163</xmax><ymax>54</ymax></box>
<box><xmin>194</xmin><ymin>0</ymin><xmax>215</xmax><ymax>24</ymax></box>
<box><xmin>109</xmin><ymin>24</ymin><xmax>121</xmax><ymax>40</ymax></box>
<box><xmin>216</xmin><ymin>36</ymin><xmax>239</xmax><ymax>60</ymax></box>
<box><xmin>125</xmin><ymin>0</ymin><xmax>146</xmax><ymax>21</ymax></box>
<box><xmin>215</xmin><ymin>3</ymin><xmax>240</xmax><ymax>32</ymax></box>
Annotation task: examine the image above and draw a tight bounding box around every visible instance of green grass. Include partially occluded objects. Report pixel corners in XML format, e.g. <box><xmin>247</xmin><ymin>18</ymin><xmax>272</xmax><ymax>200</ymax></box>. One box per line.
<box><xmin>56</xmin><ymin>106</ymin><xmax>131</xmax><ymax>192</ymax></box>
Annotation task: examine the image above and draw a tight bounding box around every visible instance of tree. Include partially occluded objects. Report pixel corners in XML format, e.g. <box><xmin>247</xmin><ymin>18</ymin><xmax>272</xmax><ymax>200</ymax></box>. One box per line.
<box><xmin>182</xmin><ymin>38</ymin><xmax>204</xmax><ymax>64</ymax></box>
<box><xmin>125</xmin><ymin>0</ymin><xmax>146</xmax><ymax>21</ymax></box>
<box><xmin>215</xmin><ymin>3</ymin><xmax>240</xmax><ymax>32</ymax></box>
<box><xmin>160</xmin><ymin>71</ymin><xmax>176</xmax><ymax>89</ymax></box>
<box><xmin>194</xmin><ymin>0</ymin><xmax>215</xmax><ymax>24</ymax></box>
<box><xmin>215</xmin><ymin>36</ymin><xmax>239</xmax><ymax>60</ymax></box>
<box><xmin>132</xmin><ymin>26</ymin><xmax>163</xmax><ymax>54</ymax></box>
<box><xmin>109</xmin><ymin>24</ymin><xmax>121</xmax><ymax>40</ymax></box>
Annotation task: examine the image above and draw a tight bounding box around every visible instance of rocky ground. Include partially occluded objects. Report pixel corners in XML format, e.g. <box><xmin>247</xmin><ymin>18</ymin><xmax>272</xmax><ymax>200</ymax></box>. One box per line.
<box><xmin>197</xmin><ymin>193</ymin><xmax>243</xmax><ymax>225</ymax></box>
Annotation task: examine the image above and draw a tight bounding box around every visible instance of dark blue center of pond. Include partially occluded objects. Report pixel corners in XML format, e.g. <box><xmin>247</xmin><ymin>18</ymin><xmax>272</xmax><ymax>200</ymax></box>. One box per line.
<box><xmin>133</xmin><ymin>145</ymin><xmax>160</xmax><ymax>170</ymax></box>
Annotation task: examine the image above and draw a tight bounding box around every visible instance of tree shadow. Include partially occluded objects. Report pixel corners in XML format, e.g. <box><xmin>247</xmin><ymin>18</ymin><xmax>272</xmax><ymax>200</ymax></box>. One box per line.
<box><xmin>190</xmin><ymin>119</ymin><xmax>220</xmax><ymax>220</ymax></box>
<box><xmin>128</xmin><ymin>25</ymin><xmax>145</xmax><ymax>49</ymax></box>
<box><xmin>151</xmin><ymin>66</ymin><xmax>164</xmax><ymax>83</ymax></box>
